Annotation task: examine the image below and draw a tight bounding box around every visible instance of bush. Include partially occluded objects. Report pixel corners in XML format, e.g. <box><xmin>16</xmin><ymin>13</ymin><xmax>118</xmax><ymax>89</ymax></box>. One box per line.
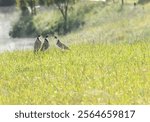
<box><xmin>48</xmin><ymin>18</ymin><xmax>84</xmax><ymax>35</ymax></box>
<box><xmin>9</xmin><ymin>16</ymin><xmax>38</xmax><ymax>38</ymax></box>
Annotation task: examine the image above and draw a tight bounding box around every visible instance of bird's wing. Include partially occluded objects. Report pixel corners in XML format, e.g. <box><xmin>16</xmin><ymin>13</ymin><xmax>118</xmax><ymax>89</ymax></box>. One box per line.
<box><xmin>61</xmin><ymin>42</ymin><xmax>70</xmax><ymax>50</ymax></box>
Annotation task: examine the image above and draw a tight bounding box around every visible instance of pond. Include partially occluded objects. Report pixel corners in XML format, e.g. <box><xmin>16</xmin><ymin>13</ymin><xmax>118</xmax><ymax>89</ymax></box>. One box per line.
<box><xmin>0</xmin><ymin>7</ymin><xmax>34</xmax><ymax>53</ymax></box>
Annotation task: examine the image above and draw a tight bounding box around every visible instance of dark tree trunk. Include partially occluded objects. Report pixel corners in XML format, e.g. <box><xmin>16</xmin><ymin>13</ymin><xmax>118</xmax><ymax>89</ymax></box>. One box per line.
<box><xmin>55</xmin><ymin>0</ymin><xmax>69</xmax><ymax>34</ymax></box>
<box><xmin>29</xmin><ymin>0</ymin><xmax>36</xmax><ymax>15</ymax></box>
<box><xmin>32</xmin><ymin>0</ymin><xmax>36</xmax><ymax>15</ymax></box>
<box><xmin>63</xmin><ymin>2</ymin><xmax>68</xmax><ymax>34</ymax></box>
<box><xmin>121</xmin><ymin>0</ymin><xmax>124</xmax><ymax>5</ymax></box>
<box><xmin>20</xmin><ymin>0</ymin><xmax>29</xmax><ymax>16</ymax></box>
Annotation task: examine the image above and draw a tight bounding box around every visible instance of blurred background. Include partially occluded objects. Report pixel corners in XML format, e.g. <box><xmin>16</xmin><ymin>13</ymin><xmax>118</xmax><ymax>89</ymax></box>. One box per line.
<box><xmin>0</xmin><ymin>0</ymin><xmax>150</xmax><ymax>52</ymax></box>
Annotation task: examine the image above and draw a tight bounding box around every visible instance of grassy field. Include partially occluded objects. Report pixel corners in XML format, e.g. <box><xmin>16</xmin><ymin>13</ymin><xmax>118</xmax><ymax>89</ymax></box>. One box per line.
<box><xmin>0</xmin><ymin>1</ymin><xmax>150</xmax><ymax>104</ymax></box>
<box><xmin>0</xmin><ymin>41</ymin><xmax>149</xmax><ymax>104</ymax></box>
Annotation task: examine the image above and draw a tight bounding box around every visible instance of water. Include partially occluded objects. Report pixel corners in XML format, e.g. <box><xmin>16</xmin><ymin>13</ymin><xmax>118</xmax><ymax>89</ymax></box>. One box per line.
<box><xmin>0</xmin><ymin>38</ymin><xmax>34</xmax><ymax>52</ymax></box>
<box><xmin>0</xmin><ymin>7</ymin><xmax>34</xmax><ymax>53</ymax></box>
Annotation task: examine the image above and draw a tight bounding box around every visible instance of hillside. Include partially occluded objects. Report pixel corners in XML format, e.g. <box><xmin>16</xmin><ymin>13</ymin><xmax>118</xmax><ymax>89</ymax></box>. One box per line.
<box><xmin>10</xmin><ymin>1</ymin><xmax>150</xmax><ymax>44</ymax></box>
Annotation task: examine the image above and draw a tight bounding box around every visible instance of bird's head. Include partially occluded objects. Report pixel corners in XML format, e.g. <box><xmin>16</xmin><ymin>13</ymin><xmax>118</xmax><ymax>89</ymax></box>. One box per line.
<box><xmin>45</xmin><ymin>35</ymin><xmax>49</xmax><ymax>39</ymax></box>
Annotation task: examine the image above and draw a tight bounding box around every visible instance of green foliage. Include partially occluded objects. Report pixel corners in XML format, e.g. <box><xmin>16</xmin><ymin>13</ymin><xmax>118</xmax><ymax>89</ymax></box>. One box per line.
<box><xmin>16</xmin><ymin>0</ymin><xmax>38</xmax><ymax>16</ymax></box>
<box><xmin>0</xmin><ymin>42</ymin><xmax>150</xmax><ymax>104</ymax></box>
<box><xmin>46</xmin><ymin>0</ymin><xmax>76</xmax><ymax>5</ymax></box>
<box><xmin>38</xmin><ymin>0</ymin><xmax>46</xmax><ymax>5</ymax></box>
<box><xmin>9</xmin><ymin>16</ymin><xmax>38</xmax><ymax>37</ymax></box>
<box><xmin>10</xmin><ymin>1</ymin><xmax>150</xmax><ymax>40</ymax></box>
<box><xmin>16</xmin><ymin>0</ymin><xmax>29</xmax><ymax>16</ymax></box>
<box><xmin>10</xmin><ymin>1</ymin><xmax>88</xmax><ymax>37</ymax></box>
<box><xmin>43</xmin><ymin>13</ymin><xmax>85</xmax><ymax>35</ymax></box>
<box><xmin>46</xmin><ymin>0</ymin><xmax>77</xmax><ymax>34</ymax></box>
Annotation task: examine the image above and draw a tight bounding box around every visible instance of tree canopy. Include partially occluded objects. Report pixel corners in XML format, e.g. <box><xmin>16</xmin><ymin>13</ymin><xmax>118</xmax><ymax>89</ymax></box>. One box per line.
<box><xmin>46</xmin><ymin>0</ymin><xmax>77</xmax><ymax>34</ymax></box>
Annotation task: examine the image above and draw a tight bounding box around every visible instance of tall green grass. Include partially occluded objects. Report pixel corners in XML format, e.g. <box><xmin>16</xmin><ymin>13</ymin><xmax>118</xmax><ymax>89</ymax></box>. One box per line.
<box><xmin>0</xmin><ymin>41</ymin><xmax>149</xmax><ymax>104</ymax></box>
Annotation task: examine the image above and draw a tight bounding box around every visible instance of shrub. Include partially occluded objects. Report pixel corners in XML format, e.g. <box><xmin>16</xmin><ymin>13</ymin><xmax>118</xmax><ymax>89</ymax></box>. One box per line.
<box><xmin>9</xmin><ymin>15</ymin><xmax>38</xmax><ymax>38</ymax></box>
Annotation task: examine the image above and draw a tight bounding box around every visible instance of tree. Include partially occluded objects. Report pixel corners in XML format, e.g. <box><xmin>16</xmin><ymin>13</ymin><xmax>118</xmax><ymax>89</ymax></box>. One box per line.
<box><xmin>47</xmin><ymin>0</ymin><xmax>76</xmax><ymax>34</ymax></box>
<box><xmin>121</xmin><ymin>0</ymin><xmax>124</xmax><ymax>6</ymax></box>
<box><xmin>19</xmin><ymin>0</ymin><xmax>29</xmax><ymax>15</ymax></box>
<box><xmin>38</xmin><ymin>0</ymin><xmax>46</xmax><ymax>5</ymax></box>
<box><xmin>16</xmin><ymin>0</ymin><xmax>37</xmax><ymax>16</ymax></box>
<box><xmin>27</xmin><ymin>0</ymin><xmax>37</xmax><ymax>15</ymax></box>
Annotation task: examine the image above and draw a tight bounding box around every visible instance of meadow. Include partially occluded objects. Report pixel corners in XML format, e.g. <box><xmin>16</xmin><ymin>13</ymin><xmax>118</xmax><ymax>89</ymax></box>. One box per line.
<box><xmin>0</xmin><ymin>1</ymin><xmax>150</xmax><ymax>104</ymax></box>
<box><xmin>0</xmin><ymin>41</ymin><xmax>149</xmax><ymax>104</ymax></box>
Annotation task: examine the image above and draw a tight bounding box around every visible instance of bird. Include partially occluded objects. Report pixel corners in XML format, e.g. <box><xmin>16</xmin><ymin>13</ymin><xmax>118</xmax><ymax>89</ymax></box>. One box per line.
<box><xmin>40</xmin><ymin>35</ymin><xmax>50</xmax><ymax>51</ymax></box>
<box><xmin>54</xmin><ymin>36</ymin><xmax>70</xmax><ymax>50</ymax></box>
<box><xmin>34</xmin><ymin>35</ymin><xmax>42</xmax><ymax>53</ymax></box>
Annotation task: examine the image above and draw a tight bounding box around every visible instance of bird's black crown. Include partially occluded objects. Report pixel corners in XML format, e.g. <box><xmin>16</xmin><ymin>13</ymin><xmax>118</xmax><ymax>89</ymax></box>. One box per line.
<box><xmin>54</xmin><ymin>36</ymin><xmax>57</xmax><ymax>39</ymax></box>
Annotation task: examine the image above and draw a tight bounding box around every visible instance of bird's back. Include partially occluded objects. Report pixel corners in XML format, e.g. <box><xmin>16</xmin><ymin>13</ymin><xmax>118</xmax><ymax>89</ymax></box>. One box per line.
<box><xmin>57</xmin><ymin>40</ymin><xmax>70</xmax><ymax>50</ymax></box>
<box><xmin>41</xmin><ymin>39</ymin><xmax>49</xmax><ymax>51</ymax></box>
<box><xmin>34</xmin><ymin>38</ymin><xmax>42</xmax><ymax>52</ymax></box>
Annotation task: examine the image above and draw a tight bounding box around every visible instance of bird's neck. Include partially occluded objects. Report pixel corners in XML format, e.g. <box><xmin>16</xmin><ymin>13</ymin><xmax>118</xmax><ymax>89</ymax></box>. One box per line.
<box><xmin>45</xmin><ymin>38</ymin><xmax>48</xmax><ymax>41</ymax></box>
<box><xmin>57</xmin><ymin>40</ymin><xmax>60</xmax><ymax>43</ymax></box>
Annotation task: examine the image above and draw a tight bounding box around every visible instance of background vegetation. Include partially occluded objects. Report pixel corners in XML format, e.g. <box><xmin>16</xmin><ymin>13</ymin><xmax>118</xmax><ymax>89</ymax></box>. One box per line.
<box><xmin>8</xmin><ymin>0</ymin><xmax>150</xmax><ymax>37</ymax></box>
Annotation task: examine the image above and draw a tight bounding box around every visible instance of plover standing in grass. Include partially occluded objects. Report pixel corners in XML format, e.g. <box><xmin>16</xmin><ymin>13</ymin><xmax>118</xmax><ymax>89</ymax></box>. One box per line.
<box><xmin>54</xmin><ymin>36</ymin><xmax>70</xmax><ymax>50</ymax></box>
<box><xmin>41</xmin><ymin>35</ymin><xmax>50</xmax><ymax>51</ymax></box>
<box><xmin>34</xmin><ymin>35</ymin><xmax>42</xmax><ymax>53</ymax></box>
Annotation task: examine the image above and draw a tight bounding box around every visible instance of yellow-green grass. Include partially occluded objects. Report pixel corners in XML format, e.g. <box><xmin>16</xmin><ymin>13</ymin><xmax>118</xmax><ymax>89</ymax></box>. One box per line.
<box><xmin>0</xmin><ymin>42</ymin><xmax>149</xmax><ymax>104</ymax></box>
